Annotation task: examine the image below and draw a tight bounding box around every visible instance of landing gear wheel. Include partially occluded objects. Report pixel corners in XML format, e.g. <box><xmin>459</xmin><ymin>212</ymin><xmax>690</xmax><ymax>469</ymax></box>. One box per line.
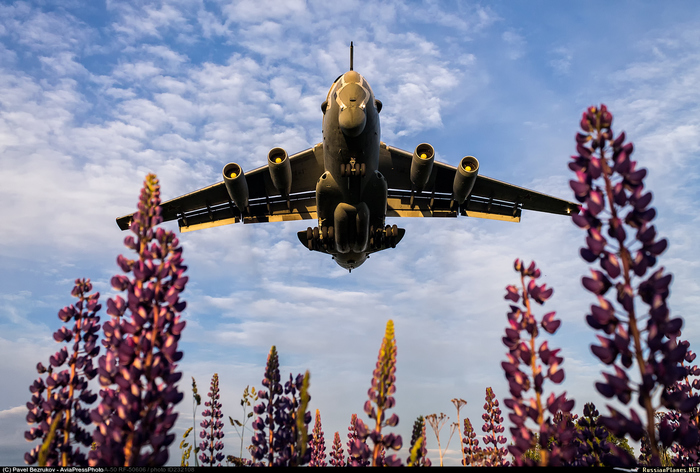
<box><xmin>307</xmin><ymin>239</ymin><xmax>314</xmax><ymax>250</ymax></box>
<box><xmin>392</xmin><ymin>224</ymin><xmax>398</xmax><ymax>237</ymax></box>
<box><xmin>360</xmin><ymin>163</ymin><xmax>366</xmax><ymax>176</ymax></box>
<box><xmin>321</xmin><ymin>226</ymin><xmax>328</xmax><ymax>240</ymax></box>
<box><xmin>313</xmin><ymin>227</ymin><xmax>319</xmax><ymax>239</ymax></box>
<box><xmin>328</xmin><ymin>226</ymin><xmax>334</xmax><ymax>239</ymax></box>
<box><xmin>384</xmin><ymin>225</ymin><xmax>394</xmax><ymax>248</ymax></box>
<box><xmin>306</xmin><ymin>227</ymin><xmax>313</xmax><ymax>240</ymax></box>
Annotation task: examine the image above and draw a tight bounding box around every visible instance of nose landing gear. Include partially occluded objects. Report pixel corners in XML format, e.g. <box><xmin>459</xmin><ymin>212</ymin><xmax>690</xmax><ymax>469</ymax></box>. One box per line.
<box><xmin>340</xmin><ymin>159</ymin><xmax>366</xmax><ymax>177</ymax></box>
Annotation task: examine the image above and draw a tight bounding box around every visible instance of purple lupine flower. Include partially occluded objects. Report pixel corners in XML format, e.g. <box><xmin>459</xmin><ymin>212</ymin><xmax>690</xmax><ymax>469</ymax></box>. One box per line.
<box><xmin>501</xmin><ymin>259</ymin><xmax>576</xmax><ymax>466</ymax></box>
<box><xmin>462</xmin><ymin>417</ymin><xmax>482</xmax><ymax>466</ymax></box>
<box><xmin>407</xmin><ymin>416</ymin><xmax>431</xmax><ymax>466</ymax></box>
<box><xmin>25</xmin><ymin>279</ymin><xmax>101</xmax><ymax>466</ymax></box>
<box><xmin>570</xmin><ymin>402</ymin><xmax>615</xmax><ymax>466</ymax></box>
<box><xmin>89</xmin><ymin>174</ymin><xmax>187</xmax><ymax>466</ymax></box>
<box><xmin>329</xmin><ymin>431</ymin><xmax>345</xmax><ymax>467</ymax></box>
<box><xmin>309</xmin><ymin>409</ymin><xmax>327</xmax><ymax>466</ymax></box>
<box><xmin>250</xmin><ymin>346</ymin><xmax>311</xmax><ymax>466</ymax></box>
<box><xmin>199</xmin><ymin>373</ymin><xmax>225</xmax><ymax>466</ymax></box>
<box><xmin>481</xmin><ymin>387</ymin><xmax>509</xmax><ymax>466</ymax></box>
<box><xmin>570</xmin><ymin>105</ymin><xmax>700</xmax><ymax>465</ymax></box>
<box><xmin>658</xmin><ymin>334</ymin><xmax>700</xmax><ymax>465</ymax></box>
<box><xmin>360</xmin><ymin>319</ymin><xmax>402</xmax><ymax>467</ymax></box>
<box><xmin>346</xmin><ymin>413</ymin><xmax>370</xmax><ymax>467</ymax></box>
<box><xmin>250</xmin><ymin>345</ymin><xmax>282</xmax><ymax>466</ymax></box>
<box><xmin>281</xmin><ymin>372</ymin><xmax>312</xmax><ymax>466</ymax></box>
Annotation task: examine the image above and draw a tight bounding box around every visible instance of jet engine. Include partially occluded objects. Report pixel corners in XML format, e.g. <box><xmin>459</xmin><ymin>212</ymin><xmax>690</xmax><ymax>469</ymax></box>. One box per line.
<box><xmin>453</xmin><ymin>156</ymin><xmax>480</xmax><ymax>204</ymax></box>
<box><xmin>267</xmin><ymin>147</ymin><xmax>292</xmax><ymax>197</ymax></box>
<box><xmin>222</xmin><ymin>162</ymin><xmax>249</xmax><ymax>213</ymax></box>
<box><xmin>410</xmin><ymin>143</ymin><xmax>435</xmax><ymax>191</ymax></box>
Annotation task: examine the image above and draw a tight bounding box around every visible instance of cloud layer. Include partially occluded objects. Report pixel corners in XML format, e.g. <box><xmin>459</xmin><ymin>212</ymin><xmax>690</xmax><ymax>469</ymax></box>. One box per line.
<box><xmin>2</xmin><ymin>0</ymin><xmax>699</xmax><ymax>466</ymax></box>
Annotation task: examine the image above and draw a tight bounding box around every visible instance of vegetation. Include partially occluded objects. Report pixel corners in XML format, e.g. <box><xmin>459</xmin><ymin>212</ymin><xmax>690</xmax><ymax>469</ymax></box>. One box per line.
<box><xmin>23</xmin><ymin>106</ymin><xmax>700</xmax><ymax>466</ymax></box>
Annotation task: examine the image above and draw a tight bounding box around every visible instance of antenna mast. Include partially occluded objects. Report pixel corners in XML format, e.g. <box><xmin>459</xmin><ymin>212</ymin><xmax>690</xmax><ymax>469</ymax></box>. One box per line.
<box><xmin>350</xmin><ymin>41</ymin><xmax>354</xmax><ymax>71</ymax></box>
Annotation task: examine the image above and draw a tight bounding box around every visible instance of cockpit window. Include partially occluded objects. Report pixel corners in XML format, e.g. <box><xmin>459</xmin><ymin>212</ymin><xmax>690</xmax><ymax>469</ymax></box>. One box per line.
<box><xmin>326</xmin><ymin>72</ymin><xmax>374</xmax><ymax>112</ymax></box>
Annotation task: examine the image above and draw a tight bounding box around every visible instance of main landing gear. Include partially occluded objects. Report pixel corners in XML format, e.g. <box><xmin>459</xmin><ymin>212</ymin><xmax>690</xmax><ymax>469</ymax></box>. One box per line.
<box><xmin>305</xmin><ymin>225</ymin><xmax>334</xmax><ymax>250</ymax></box>
<box><xmin>369</xmin><ymin>224</ymin><xmax>399</xmax><ymax>250</ymax></box>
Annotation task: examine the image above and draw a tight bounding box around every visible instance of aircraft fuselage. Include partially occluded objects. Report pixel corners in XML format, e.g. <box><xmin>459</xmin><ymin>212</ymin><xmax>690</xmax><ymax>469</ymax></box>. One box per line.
<box><xmin>316</xmin><ymin>70</ymin><xmax>387</xmax><ymax>271</ymax></box>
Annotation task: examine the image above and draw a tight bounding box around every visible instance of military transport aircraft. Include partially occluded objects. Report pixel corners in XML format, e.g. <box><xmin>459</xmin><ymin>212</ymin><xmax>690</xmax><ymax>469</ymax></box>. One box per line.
<box><xmin>117</xmin><ymin>44</ymin><xmax>578</xmax><ymax>271</ymax></box>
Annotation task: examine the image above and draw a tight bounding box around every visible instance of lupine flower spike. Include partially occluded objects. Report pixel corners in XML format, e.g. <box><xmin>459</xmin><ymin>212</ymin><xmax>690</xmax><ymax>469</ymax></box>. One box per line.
<box><xmin>407</xmin><ymin>416</ymin><xmax>431</xmax><ymax>466</ymax></box>
<box><xmin>89</xmin><ymin>174</ymin><xmax>187</xmax><ymax>466</ymax></box>
<box><xmin>462</xmin><ymin>417</ymin><xmax>482</xmax><ymax>466</ymax></box>
<box><xmin>199</xmin><ymin>373</ymin><xmax>225</xmax><ymax>466</ymax></box>
<box><xmin>329</xmin><ymin>432</ymin><xmax>345</xmax><ymax>466</ymax></box>
<box><xmin>25</xmin><ymin>279</ymin><xmax>101</xmax><ymax>466</ymax></box>
<box><xmin>658</xmin><ymin>333</ymin><xmax>700</xmax><ymax>465</ymax></box>
<box><xmin>360</xmin><ymin>319</ymin><xmax>403</xmax><ymax>466</ymax></box>
<box><xmin>481</xmin><ymin>387</ymin><xmax>509</xmax><ymax>466</ymax></box>
<box><xmin>571</xmin><ymin>402</ymin><xmax>612</xmax><ymax>466</ymax></box>
<box><xmin>502</xmin><ymin>259</ymin><xmax>575</xmax><ymax>466</ymax></box>
<box><xmin>346</xmin><ymin>413</ymin><xmax>369</xmax><ymax>466</ymax></box>
<box><xmin>570</xmin><ymin>105</ymin><xmax>699</xmax><ymax>465</ymax></box>
<box><xmin>309</xmin><ymin>409</ymin><xmax>327</xmax><ymax>466</ymax></box>
<box><xmin>250</xmin><ymin>347</ymin><xmax>311</xmax><ymax>466</ymax></box>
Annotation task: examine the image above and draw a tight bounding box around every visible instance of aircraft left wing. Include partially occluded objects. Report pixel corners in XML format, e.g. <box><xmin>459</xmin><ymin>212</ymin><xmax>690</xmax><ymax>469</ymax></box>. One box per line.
<box><xmin>378</xmin><ymin>143</ymin><xmax>578</xmax><ymax>222</ymax></box>
<box><xmin>116</xmin><ymin>144</ymin><xmax>325</xmax><ymax>232</ymax></box>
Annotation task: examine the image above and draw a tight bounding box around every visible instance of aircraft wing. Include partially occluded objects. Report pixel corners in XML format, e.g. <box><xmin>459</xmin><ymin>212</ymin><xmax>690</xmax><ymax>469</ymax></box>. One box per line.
<box><xmin>378</xmin><ymin>143</ymin><xmax>578</xmax><ymax>222</ymax></box>
<box><xmin>116</xmin><ymin>144</ymin><xmax>325</xmax><ymax>232</ymax></box>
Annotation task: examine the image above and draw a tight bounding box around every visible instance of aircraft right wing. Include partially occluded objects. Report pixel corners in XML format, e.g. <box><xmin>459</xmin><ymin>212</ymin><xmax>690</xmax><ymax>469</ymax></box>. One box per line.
<box><xmin>116</xmin><ymin>143</ymin><xmax>325</xmax><ymax>232</ymax></box>
<box><xmin>378</xmin><ymin>143</ymin><xmax>578</xmax><ymax>222</ymax></box>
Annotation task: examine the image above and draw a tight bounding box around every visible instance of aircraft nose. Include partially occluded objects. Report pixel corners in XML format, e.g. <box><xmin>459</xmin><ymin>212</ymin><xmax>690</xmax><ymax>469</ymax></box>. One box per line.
<box><xmin>338</xmin><ymin>82</ymin><xmax>367</xmax><ymax>137</ymax></box>
<box><xmin>339</xmin><ymin>106</ymin><xmax>366</xmax><ymax>137</ymax></box>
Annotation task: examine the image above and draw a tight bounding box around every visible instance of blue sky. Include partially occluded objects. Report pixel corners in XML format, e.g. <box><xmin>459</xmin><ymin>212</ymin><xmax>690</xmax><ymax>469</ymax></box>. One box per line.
<box><xmin>1</xmin><ymin>0</ymin><xmax>699</xmax><ymax>466</ymax></box>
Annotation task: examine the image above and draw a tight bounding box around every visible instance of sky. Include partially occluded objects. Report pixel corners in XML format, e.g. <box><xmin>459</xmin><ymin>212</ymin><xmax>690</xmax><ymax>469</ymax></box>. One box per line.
<box><xmin>1</xmin><ymin>0</ymin><xmax>699</xmax><ymax>466</ymax></box>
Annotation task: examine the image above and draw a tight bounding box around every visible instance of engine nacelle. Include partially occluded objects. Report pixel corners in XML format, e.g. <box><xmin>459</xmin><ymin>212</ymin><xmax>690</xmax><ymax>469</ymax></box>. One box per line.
<box><xmin>453</xmin><ymin>156</ymin><xmax>480</xmax><ymax>205</ymax></box>
<box><xmin>410</xmin><ymin>143</ymin><xmax>435</xmax><ymax>191</ymax></box>
<box><xmin>268</xmin><ymin>147</ymin><xmax>292</xmax><ymax>197</ymax></box>
<box><xmin>222</xmin><ymin>162</ymin><xmax>249</xmax><ymax>213</ymax></box>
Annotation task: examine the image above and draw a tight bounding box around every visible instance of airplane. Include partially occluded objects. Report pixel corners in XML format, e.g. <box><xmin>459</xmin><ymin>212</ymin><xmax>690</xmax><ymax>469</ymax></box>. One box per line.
<box><xmin>117</xmin><ymin>43</ymin><xmax>578</xmax><ymax>272</ymax></box>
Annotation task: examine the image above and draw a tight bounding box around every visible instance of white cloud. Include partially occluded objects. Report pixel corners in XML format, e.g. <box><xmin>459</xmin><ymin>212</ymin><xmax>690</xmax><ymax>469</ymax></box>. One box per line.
<box><xmin>502</xmin><ymin>30</ymin><xmax>525</xmax><ymax>60</ymax></box>
<box><xmin>549</xmin><ymin>46</ymin><xmax>573</xmax><ymax>74</ymax></box>
<box><xmin>108</xmin><ymin>2</ymin><xmax>192</xmax><ymax>42</ymax></box>
<box><xmin>1</xmin><ymin>1</ymin><xmax>700</xmax><ymax>467</ymax></box>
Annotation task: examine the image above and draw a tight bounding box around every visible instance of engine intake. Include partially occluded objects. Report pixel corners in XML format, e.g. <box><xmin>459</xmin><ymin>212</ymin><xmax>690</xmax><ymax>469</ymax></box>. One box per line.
<box><xmin>222</xmin><ymin>162</ymin><xmax>249</xmax><ymax>213</ymax></box>
<box><xmin>453</xmin><ymin>156</ymin><xmax>480</xmax><ymax>205</ymax></box>
<box><xmin>410</xmin><ymin>143</ymin><xmax>435</xmax><ymax>191</ymax></box>
<box><xmin>267</xmin><ymin>147</ymin><xmax>292</xmax><ymax>197</ymax></box>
